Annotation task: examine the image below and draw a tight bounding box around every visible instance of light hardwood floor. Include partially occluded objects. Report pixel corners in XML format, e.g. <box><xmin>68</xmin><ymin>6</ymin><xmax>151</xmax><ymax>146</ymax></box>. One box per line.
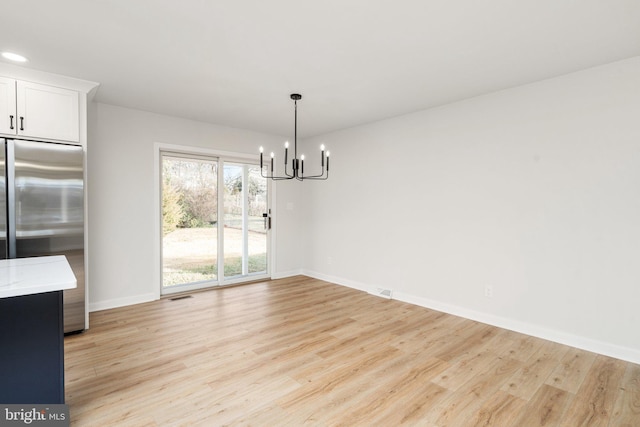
<box><xmin>65</xmin><ymin>276</ymin><xmax>640</xmax><ymax>426</ymax></box>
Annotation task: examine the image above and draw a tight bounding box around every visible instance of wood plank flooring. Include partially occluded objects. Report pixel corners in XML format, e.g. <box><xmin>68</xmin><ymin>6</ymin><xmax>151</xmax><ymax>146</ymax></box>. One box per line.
<box><xmin>65</xmin><ymin>276</ymin><xmax>640</xmax><ymax>426</ymax></box>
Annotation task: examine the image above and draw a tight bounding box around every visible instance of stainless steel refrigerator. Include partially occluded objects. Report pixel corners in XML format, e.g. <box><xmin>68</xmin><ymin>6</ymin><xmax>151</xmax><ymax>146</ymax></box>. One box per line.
<box><xmin>1</xmin><ymin>138</ymin><xmax>85</xmax><ymax>333</ymax></box>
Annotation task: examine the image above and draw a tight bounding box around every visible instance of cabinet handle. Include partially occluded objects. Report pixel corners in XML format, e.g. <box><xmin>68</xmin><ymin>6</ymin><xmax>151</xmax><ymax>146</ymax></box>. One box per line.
<box><xmin>19</xmin><ymin>116</ymin><xmax>24</xmax><ymax>131</ymax></box>
<box><xmin>9</xmin><ymin>115</ymin><xmax>14</xmax><ymax>130</ymax></box>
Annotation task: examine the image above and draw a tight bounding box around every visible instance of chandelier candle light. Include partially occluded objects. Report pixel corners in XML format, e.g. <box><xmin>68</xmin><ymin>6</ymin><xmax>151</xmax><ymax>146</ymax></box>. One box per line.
<box><xmin>260</xmin><ymin>94</ymin><xmax>329</xmax><ymax>180</ymax></box>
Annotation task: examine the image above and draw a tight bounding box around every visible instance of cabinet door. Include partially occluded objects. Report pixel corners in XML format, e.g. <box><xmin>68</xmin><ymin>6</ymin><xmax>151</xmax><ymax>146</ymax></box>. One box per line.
<box><xmin>0</xmin><ymin>291</ymin><xmax>65</xmax><ymax>404</ymax></box>
<box><xmin>16</xmin><ymin>81</ymin><xmax>79</xmax><ymax>142</ymax></box>
<box><xmin>0</xmin><ymin>77</ymin><xmax>17</xmax><ymax>135</ymax></box>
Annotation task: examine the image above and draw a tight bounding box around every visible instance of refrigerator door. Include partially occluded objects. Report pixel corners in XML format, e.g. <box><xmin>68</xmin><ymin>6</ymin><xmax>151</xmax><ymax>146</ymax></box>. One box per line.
<box><xmin>0</xmin><ymin>139</ymin><xmax>5</xmax><ymax>259</ymax></box>
<box><xmin>11</xmin><ymin>139</ymin><xmax>85</xmax><ymax>333</ymax></box>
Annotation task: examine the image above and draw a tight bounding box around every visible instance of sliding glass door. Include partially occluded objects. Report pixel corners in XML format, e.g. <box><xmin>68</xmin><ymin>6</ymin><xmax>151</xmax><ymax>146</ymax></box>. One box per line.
<box><xmin>223</xmin><ymin>163</ymin><xmax>268</xmax><ymax>278</ymax></box>
<box><xmin>161</xmin><ymin>152</ymin><xmax>269</xmax><ymax>294</ymax></box>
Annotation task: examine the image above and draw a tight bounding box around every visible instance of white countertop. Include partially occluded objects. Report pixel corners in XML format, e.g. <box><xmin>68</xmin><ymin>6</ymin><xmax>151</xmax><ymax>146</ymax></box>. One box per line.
<box><xmin>0</xmin><ymin>256</ymin><xmax>77</xmax><ymax>298</ymax></box>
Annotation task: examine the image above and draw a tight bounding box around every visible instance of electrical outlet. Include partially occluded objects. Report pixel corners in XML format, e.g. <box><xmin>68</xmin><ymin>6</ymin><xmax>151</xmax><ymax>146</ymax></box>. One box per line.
<box><xmin>327</xmin><ymin>256</ymin><xmax>333</xmax><ymax>265</ymax></box>
<box><xmin>484</xmin><ymin>285</ymin><xmax>493</xmax><ymax>298</ymax></box>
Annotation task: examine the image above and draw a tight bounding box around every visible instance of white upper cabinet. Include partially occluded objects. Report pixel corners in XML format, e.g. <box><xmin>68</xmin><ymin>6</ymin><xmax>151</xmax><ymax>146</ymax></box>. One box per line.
<box><xmin>16</xmin><ymin>80</ymin><xmax>80</xmax><ymax>142</ymax></box>
<box><xmin>0</xmin><ymin>76</ymin><xmax>17</xmax><ymax>135</ymax></box>
<box><xmin>0</xmin><ymin>78</ymin><xmax>80</xmax><ymax>142</ymax></box>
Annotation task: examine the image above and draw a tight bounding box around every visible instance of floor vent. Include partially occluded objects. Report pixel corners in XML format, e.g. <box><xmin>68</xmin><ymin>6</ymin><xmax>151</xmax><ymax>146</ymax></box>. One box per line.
<box><xmin>170</xmin><ymin>295</ymin><xmax>193</xmax><ymax>301</ymax></box>
<box><xmin>369</xmin><ymin>287</ymin><xmax>393</xmax><ymax>299</ymax></box>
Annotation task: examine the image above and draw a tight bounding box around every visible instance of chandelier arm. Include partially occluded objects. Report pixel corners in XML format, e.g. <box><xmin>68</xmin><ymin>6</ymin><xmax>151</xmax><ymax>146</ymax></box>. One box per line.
<box><xmin>260</xmin><ymin>166</ymin><xmax>295</xmax><ymax>180</ymax></box>
<box><xmin>302</xmin><ymin>158</ymin><xmax>330</xmax><ymax>178</ymax></box>
<box><xmin>283</xmin><ymin>158</ymin><xmax>295</xmax><ymax>178</ymax></box>
<box><xmin>299</xmin><ymin>164</ymin><xmax>327</xmax><ymax>179</ymax></box>
<box><xmin>301</xmin><ymin>175</ymin><xmax>329</xmax><ymax>181</ymax></box>
<box><xmin>300</xmin><ymin>169</ymin><xmax>329</xmax><ymax>180</ymax></box>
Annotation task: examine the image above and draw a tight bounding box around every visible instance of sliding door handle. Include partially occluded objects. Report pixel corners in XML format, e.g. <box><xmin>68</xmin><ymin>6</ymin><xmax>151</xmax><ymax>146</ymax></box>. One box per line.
<box><xmin>262</xmin><ymin>212</ymin><xmax>272</xmax><ymax>230</ymax></box>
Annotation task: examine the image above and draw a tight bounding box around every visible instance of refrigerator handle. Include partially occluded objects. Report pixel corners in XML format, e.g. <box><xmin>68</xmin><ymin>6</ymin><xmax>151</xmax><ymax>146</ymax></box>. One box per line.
<box><xmin>6</xmin><ymin>140</ymin><xmax>16</xmax><ymax>258</ymax></box>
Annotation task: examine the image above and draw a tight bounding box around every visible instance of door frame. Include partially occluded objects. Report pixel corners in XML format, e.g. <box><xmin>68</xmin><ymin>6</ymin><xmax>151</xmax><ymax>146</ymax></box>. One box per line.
<box><xmin>153</xmin><ymin>142</ymin><xmax>275</xmax><ymax>297</ymax></box>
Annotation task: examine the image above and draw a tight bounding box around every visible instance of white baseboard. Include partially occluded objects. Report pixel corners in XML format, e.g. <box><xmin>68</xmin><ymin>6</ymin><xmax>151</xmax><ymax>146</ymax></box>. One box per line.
<box><xmin>303</xmin><ymin>271</ymin><xmax>640</xmax><ymax>365</ymax></box>
<box><xmin>302</xmin><ymin>269</ymin><xmax>369</xmax><ymax>292</ymax></box>
<box><xmin>393</xmin><ymin>291</ymin><xmax>640</xmax><ymax>366</ymax></box>
<box><xmin>271</xmin><ymin>269</ymin><xmax>304</xmax><ymax>280</ymax></box>
<box><xmin>89</xmin><ymin>292</ymin><xmax>158</xmax><ymax>313</ymax></box>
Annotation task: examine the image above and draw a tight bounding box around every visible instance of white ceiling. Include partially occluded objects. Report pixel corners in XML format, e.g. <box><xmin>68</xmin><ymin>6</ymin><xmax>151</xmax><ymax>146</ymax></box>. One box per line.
<box><xmin>2</xmin><ymin>0</ymin><xmax>640</xmax><ymax>138</ymax></box>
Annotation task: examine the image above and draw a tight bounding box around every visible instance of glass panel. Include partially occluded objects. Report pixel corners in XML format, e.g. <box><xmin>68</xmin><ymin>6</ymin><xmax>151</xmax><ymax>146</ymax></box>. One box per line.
<box><xmin>223</xmin><ymin>163</ymin><xmax>268</xmax><ymax>279</ymax></box>
<box><xmin>247</xmin><ymin>165</ymin><xmax>267</xmax><ymax>274</ymax></box>
<box><xmin>223</xmin><ymin>164</ymin><xmax>244</xmax><ymax>278</ymax></box>
<box><xmin>162</xmin><ymin>155</ymin><xmax>217</xmax><ymax>288</ymax></box>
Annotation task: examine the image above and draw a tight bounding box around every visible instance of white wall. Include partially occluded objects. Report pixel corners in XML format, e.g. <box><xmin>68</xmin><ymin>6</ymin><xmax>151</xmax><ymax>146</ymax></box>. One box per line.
<box><xmin>87</xmin><ymin>103</ymin><xmax>304</xmax><ymax>311</ymax></box>
<box><xmin>303</xmin><ymin>56</ymin><xmax>640</xmax><ymax>364</ymax></box>
<box><xmin>88</xmin><ymin>57</ymin><xmax>640</xmax><ymax>363</ymax></box>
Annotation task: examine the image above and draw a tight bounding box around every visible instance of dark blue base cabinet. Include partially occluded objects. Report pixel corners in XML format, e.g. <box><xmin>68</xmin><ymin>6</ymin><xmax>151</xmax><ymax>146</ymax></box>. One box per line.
<box><xmin>0</xmin><ymin>291</ymin><xmax>65</xmax><ymax>404</ymax></box>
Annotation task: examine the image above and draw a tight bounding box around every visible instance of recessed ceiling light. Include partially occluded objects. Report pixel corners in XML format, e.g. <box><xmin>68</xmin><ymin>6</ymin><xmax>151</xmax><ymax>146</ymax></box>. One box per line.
<box><xmin>1</xmin><ymin>51</ymin><xmax>28</xmax><ymax>62</ymax></box>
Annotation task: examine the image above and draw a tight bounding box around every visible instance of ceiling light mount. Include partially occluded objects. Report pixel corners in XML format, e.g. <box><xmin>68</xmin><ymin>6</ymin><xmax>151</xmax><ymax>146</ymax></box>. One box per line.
<box><xmin>260</xmin><ymin>93</ymin><xmax>329</xmax><ymax>181</ymax></box>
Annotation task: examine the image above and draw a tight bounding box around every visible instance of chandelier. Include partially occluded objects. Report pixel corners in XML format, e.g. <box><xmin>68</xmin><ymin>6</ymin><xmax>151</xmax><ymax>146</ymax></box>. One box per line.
<box><xmin>260</xmin><ymin>94</ymin><xmax>329</xmax><ymax>181</ymax></box>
